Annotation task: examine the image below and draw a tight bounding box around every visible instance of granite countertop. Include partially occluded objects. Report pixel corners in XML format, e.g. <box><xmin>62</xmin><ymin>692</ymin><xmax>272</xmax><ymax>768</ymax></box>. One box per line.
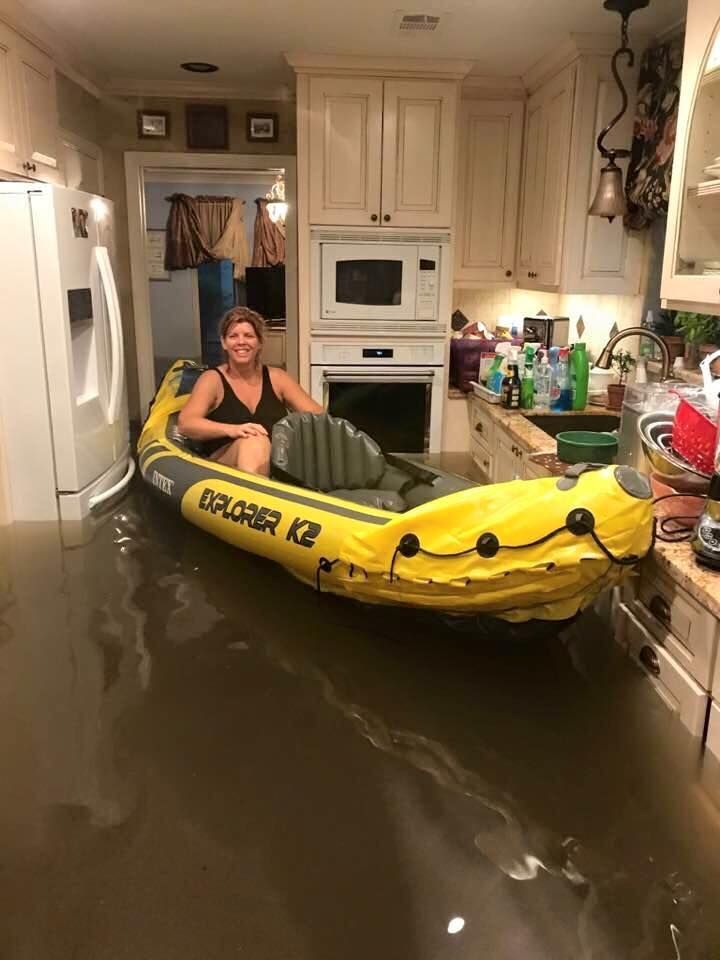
<box><xmin>467</xmin><ymin>392</ymin><xmax>720</xmax><ymax>615</ymax></box>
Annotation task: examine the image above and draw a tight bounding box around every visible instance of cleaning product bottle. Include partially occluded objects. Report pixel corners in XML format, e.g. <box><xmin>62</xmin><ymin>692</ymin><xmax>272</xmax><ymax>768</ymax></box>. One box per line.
<box><xmin>486</xmin><ymin>353</ymin><xmax>504</xmax><ymax>394</ymax></box>
<box><xmin>548</xmin><ymin>346</ymin><xmax>561</xmax><ymax>409</ymax></box>
<box><xmin>570</xmin><ymin>342</ymin><xmax>589</xmax><ymax>410</ymax></box>
<box><xmin>551</xmin><ymin>348</ymin><xmax>571</xmax><ymax>411</ymax></box>
<box><xmin>501</xmin><ymin>364</ymin><xmax>521</xmax><ymax>409</ymax></box>
<box><xmin>521</xmin><ymin>345</ymin><xmax>535</xmax><ymax>410</ymax></box>
<box><xmin>534</xmin><ymin>354</ymin><xmax>551</xmax><ymax>410</ymax></box>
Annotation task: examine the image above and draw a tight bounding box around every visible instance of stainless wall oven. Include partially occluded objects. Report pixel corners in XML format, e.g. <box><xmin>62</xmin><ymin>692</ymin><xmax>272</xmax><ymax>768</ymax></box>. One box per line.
<box><xmin>310</xmin><ymin>341</ymin><xmax>445</xmax><ymax>453</ymax></box>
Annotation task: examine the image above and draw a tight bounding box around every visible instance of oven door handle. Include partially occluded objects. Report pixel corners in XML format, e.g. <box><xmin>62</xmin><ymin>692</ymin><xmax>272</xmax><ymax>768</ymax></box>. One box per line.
<box><xmin>321</xmin><ymin>369</ymin><xmax>436</xmax><ymax>383</ymax></box>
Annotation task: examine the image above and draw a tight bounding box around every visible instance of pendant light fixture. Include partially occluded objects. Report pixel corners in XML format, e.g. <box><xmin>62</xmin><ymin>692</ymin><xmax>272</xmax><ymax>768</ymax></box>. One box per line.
<box><xmin>588</xmin><ymin>0</ymin><xmax>649</xmax><ymax>222</ymax></box>
<box><xmin>265</xmin><ymin>174</ymin><xmax>288</xmax><ymax>226</ymax></box>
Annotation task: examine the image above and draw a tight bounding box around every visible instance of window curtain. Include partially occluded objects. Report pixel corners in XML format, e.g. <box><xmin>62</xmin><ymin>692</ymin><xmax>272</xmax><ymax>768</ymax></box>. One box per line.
<box><xmin>624</xmin><ymin>37</ymin><xmax>684</xmax><ymax>230</ymax></box>
<box><xmin>251</xmin><ymin>198</ymin><xmax>286</xmax><ymax>267</ymax></box>
<box><xmin>164</xmin><ymin>194</ymin><xmax>250</xmax><ymax>277</ymax></box>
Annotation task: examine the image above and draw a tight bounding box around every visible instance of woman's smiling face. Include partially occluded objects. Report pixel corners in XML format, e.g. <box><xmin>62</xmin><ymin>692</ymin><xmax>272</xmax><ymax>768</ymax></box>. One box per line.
<box><xmin>223</xmin><ymin>320</ymin><xmax>261</xmax><ymax>368</ymax></box>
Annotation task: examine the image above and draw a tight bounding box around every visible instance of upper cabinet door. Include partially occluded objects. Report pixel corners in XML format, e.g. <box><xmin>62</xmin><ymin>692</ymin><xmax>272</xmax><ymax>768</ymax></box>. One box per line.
<box><xmin>534</xmin><ymin>65</ymin><xmax>576</xmax><ymax>286</ymax></box>
<box><xmin>308</xmin><ymin>76</ymin><xmax>383</xmax><ymax>226</ymax></box>
<box><xmin>381</xmin><ymin>80</ymin><xmax>457</xmax><ymax>227</ymax></box>
<box><xmin>16</xmin><ymin>38</ymin><xmax>61</xmax><ymax>183</ymax></box>
<box><xmin>517</xmin><ymin>91</ymin><xmax>544</xmax><ymax>279</ymax></box>
<box><xmin>662</xmin><ymin>2</ymin><xmax>720</xmax><ymax>310</ymax></box>
<box><xmin>0</xmin><ymin>23</ymin><xmax>24</xmax><ymax>176</ymax></box>
<box><xmin>455</xmin><ymin>99</ymin><xmax>523</xmax><ymax>284</ymax></box>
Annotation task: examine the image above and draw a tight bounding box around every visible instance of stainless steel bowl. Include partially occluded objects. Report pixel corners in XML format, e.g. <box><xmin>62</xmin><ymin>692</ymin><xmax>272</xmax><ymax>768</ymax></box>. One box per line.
<box><xmin>637</xmin><ymin>411</ymin><xmax>712</xmax><ymax>492</ymax></box>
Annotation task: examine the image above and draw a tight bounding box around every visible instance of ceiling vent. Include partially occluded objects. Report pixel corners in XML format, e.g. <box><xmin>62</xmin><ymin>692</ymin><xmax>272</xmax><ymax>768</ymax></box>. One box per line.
<box><xmin>394</xmin><ymin>11</ymin><xmax>446</xmax><ymax>34</ymax></box>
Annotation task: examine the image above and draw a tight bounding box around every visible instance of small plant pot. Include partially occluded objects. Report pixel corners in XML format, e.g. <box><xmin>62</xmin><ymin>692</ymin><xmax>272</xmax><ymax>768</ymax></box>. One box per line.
<box><xmin>607</xmin><ymin>383</ymin><xmax>626</xmax><ymax>411</ymax></box>
<box><xmin>684</xmin><ymin>342</ymin><xmax>700</xmax><ymax>368</ymax></box>
<box><xmin>661</xmin><ymin>335</ymin><xmax>685</xmax><ymax>365</ymax></box>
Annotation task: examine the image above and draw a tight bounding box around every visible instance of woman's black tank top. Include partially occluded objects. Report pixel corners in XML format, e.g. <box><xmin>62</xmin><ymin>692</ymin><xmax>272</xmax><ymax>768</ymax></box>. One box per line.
<box><xmin>202</xmin><ymin>365</ymin><xmax>287</xmax><ymax>456</ymax></box>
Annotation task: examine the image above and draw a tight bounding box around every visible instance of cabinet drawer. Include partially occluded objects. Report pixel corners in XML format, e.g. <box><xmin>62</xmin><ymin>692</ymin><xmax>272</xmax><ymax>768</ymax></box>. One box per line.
<box><xmin>707</xmin><ymin>701</ymin><xmax>720</xmax><ymax>763</ymax></box>
<box><xmin>469</xmin><ymin>399</ymin><xmax>495</xmax><ymax>448</ymax></box>
<box><xmin>470</xmin><ymin>435</ymin><xmax>493</xmax><ymax>478</ymax></box>
<box><xmin>620</xmin><ymin>606</ymin><xmax>709</xmax><ymax>737</ymax></box>
<box><xmin>633</xmin><ymin>560</ymin><xmax>719</xmax><ymax>690</ymax></box>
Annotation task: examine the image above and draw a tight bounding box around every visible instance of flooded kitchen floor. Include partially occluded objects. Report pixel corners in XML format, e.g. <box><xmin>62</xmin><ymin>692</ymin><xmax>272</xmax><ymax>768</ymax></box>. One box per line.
<box><xmin>2</xmin><ymin>483</ymin><xmax>720</xmax><ymax>959</ymax></box>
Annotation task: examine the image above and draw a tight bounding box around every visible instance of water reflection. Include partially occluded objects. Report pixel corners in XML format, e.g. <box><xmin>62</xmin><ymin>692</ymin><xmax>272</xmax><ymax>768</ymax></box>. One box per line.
<box><xmin>0</xmin><ymin>489</ymin><xmax>719</xmax><ymax>959</ymax></box>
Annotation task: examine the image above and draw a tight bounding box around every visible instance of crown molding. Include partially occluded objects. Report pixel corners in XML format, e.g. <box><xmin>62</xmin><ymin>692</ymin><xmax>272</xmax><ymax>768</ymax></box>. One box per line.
<box><xmin>655</xmin><ymin>17</ymin><xmax>685</xmax><ymax>44</ymax></box>
<box><xmin>285</xmin><ymin>52</ymin><xmax>474</xmax><ymax>80</ymax></box>
<box><xmin>522</xmin><ymin>31</ymin><xmax>651</xmax><ymax>93</ymax></box>
<box><xmin>461</xmin><ymin>75</ymin><xmax>526</xmax><ymax>101</ymax></box>
<box><xmin>0</xmin><ymin>0</ymin><xmax>103</xmax><ymax>96</ymax></box>
<box><xmin>104</xmin><ymin>77</ymin><xmax>295</xmax><ymax>101</ymax></box>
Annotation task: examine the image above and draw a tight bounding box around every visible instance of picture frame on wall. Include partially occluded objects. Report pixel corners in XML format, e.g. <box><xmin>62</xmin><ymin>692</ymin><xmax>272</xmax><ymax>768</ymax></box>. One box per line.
<box><xmin>185</xmin><ymin>104</ymin><xmax>229</xmax><ymax>150</ymax></box>
<box><xmin>247</xmin><ymin>113</ymin><xmax>278</xmax><ymax>143</ymax></box>
<box><xmin>145</xmin><ymin>230</ymin><xmax>170</xmax><ymax>281</ymax></box>
<box><xmin>137</xmin><ymin>111</ymin><xmax>170</xmax><ymax>139</ymax></box>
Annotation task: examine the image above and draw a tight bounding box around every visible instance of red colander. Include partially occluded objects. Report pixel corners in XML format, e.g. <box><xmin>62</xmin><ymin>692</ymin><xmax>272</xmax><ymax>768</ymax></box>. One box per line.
<box><xmin>671</xmin><ymin>397</ymin><xmax>718</xmax><ymax>476</ymax></box>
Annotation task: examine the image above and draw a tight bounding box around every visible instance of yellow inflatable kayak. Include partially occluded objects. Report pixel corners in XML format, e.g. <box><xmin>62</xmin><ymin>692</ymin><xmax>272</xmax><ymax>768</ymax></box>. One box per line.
<box><xmin>138</xmin><ymin>361</ymin><xmax>654</xmax><ymax>623</ymax></box>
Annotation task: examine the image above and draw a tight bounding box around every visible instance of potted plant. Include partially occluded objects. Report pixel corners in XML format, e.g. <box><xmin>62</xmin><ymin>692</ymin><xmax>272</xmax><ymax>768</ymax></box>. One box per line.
<box><xmin>675</xmin><ymin>312</ymin><xmax>720</xmax><ymax>371</ymax></box>
<box><xmin>607</xmin><ymin>350</ymin><xmax>636</xmax><ymax>410</ymax></box>
<box><xmin>647</xmin><ymin>309</ymin><xmax>684</xmax><ymax>365</ymax></box>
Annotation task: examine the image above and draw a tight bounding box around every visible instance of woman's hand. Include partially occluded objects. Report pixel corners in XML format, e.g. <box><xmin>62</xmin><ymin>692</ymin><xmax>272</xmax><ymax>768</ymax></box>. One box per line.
<box><xmin>226</xmin><ymin>423</ymin><xmax>268</xmax><ymax>440</ymax></box>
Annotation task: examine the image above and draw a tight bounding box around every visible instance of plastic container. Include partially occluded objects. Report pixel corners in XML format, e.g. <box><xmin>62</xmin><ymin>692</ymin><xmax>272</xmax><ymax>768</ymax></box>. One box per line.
<box><xmin>672</xmin><ymin>398</ymin><xmax>718</xmax><ymax>475</ymax></box>
<box><xmin>534</xmin><ymin>355</ymin><xmax>551</xmax><ymax>410</ymax></box>
<box><xmin>551</xmin><ymin>348</ymin><xmax>571</xmax><ymax>411</ymax></box>
<box><xmin>570</xmin><ymin>343</ymin><xmax>589</xmax><ymax>410</ymax></box>
<box><xmin>556</xmin><ymin>431</ymin><xmax>619</xmax><ymax>465</ymax></box>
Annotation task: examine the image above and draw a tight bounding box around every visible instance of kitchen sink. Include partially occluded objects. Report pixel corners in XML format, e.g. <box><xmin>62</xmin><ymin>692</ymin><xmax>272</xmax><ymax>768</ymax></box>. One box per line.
<box><xmin>522</xmin><ymin>413</ymin><xmax>620</xmax><ymax>439</ymax></box>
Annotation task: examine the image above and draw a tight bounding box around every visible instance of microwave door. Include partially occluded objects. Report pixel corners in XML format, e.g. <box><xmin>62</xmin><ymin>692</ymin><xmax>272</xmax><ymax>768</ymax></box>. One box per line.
<box><xmin>321</xmin><ymin>245</ymin><xmax>417</xmax><ymax>321</ymax></box>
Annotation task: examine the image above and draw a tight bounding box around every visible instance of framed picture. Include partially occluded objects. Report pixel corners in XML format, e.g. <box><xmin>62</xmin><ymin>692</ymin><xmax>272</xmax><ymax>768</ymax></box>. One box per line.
<box><xmin>137</xmin><ymin>111</ymin><xmax>170</xmax><ymax>139</ymax></box>
<box><xmin>186</xmin><ymin>104</ymin><xmax>228</xmax><ymax>150</ymax></box>
<box><xmin>247</xmin><ymin>113</ymin><xmax>278</xmax><ymax>143</ymax></box>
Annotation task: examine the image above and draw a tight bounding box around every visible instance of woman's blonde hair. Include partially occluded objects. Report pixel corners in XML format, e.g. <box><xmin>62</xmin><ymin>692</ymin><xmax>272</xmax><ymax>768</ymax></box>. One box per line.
<box><xmin>219</xmin><ymin>307</ymin><xmax>265</xmax><ymax>365</ymax></box>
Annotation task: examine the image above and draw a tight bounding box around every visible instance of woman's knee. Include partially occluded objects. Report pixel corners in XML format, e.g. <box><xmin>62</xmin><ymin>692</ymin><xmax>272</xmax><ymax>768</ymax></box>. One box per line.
<box><xmin>234</xmin><ymin>436</ymin><xmax>271</xmax><ymax>475</ymax></box>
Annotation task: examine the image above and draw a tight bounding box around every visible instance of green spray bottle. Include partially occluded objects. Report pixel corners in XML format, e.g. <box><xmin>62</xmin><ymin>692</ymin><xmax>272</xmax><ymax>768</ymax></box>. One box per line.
<box><xmin>571</xmin><ymin>342</ymin><xmax>589</xmax><ymax>410</ymax></box>
<box><xmin>520</xmin><ymin>345</ymin><xmax>535</xmax><ymax>409</ymax></box>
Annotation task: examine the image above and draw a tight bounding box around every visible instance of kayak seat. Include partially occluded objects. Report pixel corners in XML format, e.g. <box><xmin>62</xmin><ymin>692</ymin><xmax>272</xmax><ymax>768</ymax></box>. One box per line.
<box><xmin>272</xmin><ymin>412</ymin><xmax>389</xmax><ymax>492</ymax></box>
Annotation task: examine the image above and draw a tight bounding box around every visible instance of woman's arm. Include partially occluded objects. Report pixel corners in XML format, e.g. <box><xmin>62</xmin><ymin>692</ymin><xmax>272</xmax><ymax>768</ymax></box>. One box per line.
<box><xmin>270</xmin><ymin>368</ymin><xmax>324</xmax><ymax>414</ymax></box>
<box><xmin>178</xmin><ymin>371</ymin><xmax>267</xmax><ymax>440</ymax></box>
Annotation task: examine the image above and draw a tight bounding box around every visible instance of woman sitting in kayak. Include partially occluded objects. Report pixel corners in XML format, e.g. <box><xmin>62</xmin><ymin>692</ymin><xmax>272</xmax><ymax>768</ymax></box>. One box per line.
<box><xmin>178</xmin><ymin>306</ymin><xmax>322</xmax><ymax>476</ymax></box>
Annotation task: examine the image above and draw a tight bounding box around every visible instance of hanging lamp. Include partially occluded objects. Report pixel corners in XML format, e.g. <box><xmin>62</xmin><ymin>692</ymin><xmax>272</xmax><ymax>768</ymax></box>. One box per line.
<box><xmin>588</xmin><ymin>0</ymin><xmax>649</xmax><ymax>222</ymax></box>
<box><xmin>265</xmin><ymin>174</ymin><xmax>288</xmax><ymax>225</ymax></box>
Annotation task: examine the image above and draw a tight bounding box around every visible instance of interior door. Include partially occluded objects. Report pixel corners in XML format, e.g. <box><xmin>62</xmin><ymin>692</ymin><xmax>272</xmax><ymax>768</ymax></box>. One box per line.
<box><xmin>15</xmin><ymin>37</ymin><xmax>62</xmax><ymax>184</ymax></box>
<box><xmin>381</xmin><ymin>80</ymin><xmax>457</xmax><ymax>227</ymax></box>
<box><xmin>308</xmin><ymin>76</ymin><xmax>383</xmax><ymax>226</ymax></box>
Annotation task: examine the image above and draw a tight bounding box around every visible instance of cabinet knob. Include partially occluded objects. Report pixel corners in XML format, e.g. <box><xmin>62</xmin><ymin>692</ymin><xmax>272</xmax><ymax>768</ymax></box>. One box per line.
<box><xmin>370</xmin><ymin>214</ymin><xmax>378</xmax><ymax>222</ymax></box>
<box><xmin>649</xmin><ymin>594</ymin><xmax>671</xmax><ymax>627</ymax></box>
<box><xmin>383</xmin><ymin>214</ymin><xmax>391</xmax><ymax>222</ymax></box>
<box><xmin>505</xmin><ymin>269</ymin><xmax>512</xmax><ymax>278</ymax></box>
<box><xmin>474</xmin><ymin>422</ymin><xmax>483</xmax><ymax>434</ymax></box>
<box><xmin>639</xmin><ymin>645</ymin><xmax>660</xmax><ymax>677</ymax></box>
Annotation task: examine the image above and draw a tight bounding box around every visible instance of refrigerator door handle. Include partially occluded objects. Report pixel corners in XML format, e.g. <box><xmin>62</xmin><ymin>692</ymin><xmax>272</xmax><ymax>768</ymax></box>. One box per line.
<box><xmin>94</xmin><ymin>246</ymin><xmax>124</xmax><ymax>425</ymax></box>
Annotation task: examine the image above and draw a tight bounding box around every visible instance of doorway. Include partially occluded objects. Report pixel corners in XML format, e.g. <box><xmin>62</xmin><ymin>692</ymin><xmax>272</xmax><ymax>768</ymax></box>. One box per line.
<box><xmin>125</xmin><ymin>152</ymin><xmax>297</xmax><ymax>415</ymax></box>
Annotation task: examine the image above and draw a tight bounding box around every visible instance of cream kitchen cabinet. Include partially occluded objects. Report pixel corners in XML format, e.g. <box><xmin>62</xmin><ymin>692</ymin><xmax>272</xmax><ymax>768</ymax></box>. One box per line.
<box><xmin>308</xmin><ymin>75</ymin><xmax>457</xmax><ymax>227</ymax></box>
<box><xmin>516</xmin><ymin>48</ymin><xmax>643</xmax><ymax>294</ymax></box>
<box><xmin>661</xmin><ymin>0</ymin><xmax>720</xmax><ymax>313</ymax></box>
<box><xmin>0</xmin><ymin>22</ymin><xmax>61</xmax><ymax>183</ymax></box>
<box><xmin>454</xmin><ymin>99</ymin><xmax>524</xmax><ymax>286</ymax></box>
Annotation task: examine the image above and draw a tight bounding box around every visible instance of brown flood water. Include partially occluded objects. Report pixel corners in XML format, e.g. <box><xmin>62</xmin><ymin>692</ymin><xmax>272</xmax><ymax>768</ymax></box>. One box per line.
<box><xmin>1</xmin><ymin>482</ymin><xmax>720</xmax><ymax>959</ymax></box>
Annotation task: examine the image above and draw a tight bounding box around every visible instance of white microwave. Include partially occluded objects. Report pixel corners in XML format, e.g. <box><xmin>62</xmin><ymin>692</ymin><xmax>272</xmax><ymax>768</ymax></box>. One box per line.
<box><xmin>312</xmin><ymin>232</ymin><xmax>449</xmax><ymax>331</ymax></box>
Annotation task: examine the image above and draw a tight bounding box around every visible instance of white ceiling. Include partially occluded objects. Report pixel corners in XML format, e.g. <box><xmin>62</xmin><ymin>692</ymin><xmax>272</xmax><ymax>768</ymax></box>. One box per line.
<box><xmin>19</xmin><ymin>0</ymin><xmax>687</xmax><ymax>97</ymax></box>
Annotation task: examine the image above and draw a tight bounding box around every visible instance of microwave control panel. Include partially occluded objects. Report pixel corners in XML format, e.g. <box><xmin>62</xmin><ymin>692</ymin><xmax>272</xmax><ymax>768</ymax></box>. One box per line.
<box><xmin>416</xmin><ymin>247</ymin><xmax>439</xmax><ymax>320</ymax></box>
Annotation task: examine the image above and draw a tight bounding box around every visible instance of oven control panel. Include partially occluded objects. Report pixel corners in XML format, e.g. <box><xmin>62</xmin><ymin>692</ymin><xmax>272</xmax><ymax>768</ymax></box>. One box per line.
<box><xmin>416</xmin><ymin>254</ymin><xmax>438</xmax><ymax>320</ymax></box>
<box><xmin>310</xmin><ymin>341</ymin><xmax>445</xmax><ymax>365</ymax></box>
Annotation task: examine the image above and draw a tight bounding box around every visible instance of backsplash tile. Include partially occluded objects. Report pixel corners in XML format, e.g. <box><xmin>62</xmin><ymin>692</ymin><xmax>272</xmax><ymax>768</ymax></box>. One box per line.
<box><xmin>452</xmin><ymin>286</ymin><xmax>646</xmax><ymax>361</ymax></box>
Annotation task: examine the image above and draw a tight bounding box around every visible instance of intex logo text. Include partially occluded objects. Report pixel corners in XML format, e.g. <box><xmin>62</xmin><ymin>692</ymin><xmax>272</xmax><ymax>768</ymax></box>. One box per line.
<box><xmin>151</xmin><ymin>470</ymin><xmax>175</xmax><ymax>495</ymax></box>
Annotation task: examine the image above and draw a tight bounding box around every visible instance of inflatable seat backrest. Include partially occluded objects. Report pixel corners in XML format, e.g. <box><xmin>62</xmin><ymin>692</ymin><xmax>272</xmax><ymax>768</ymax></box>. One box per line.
<box><xmin>272</xmin><ymin>413</ymin><xmax>386</xmax><ymax>492</ymax></box>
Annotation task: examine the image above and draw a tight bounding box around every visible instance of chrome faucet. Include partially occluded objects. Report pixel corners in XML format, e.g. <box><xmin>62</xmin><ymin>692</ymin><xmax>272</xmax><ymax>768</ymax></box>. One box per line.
<box><xmin>594</xmin><ymin>327</ymin><xmax>672</xmax><ymax>381</ymax></box>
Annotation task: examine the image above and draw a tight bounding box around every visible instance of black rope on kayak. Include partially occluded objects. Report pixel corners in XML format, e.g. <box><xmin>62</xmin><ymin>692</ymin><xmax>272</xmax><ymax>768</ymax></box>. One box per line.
<box><xmin>389</xmin><ymin>507</ymin><xmax>648</xmax><ymax>581</ymax></box>
<box><xmin>315</xmin><ymin>556</ymin><xmax>339</xmax><ymax>592</ymax></box>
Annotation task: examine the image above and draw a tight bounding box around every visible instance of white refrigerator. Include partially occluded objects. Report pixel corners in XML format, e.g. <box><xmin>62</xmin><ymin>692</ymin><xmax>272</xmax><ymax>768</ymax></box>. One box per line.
<box><xmin>0</xmin><ymin>182</ymin><xmax>133</xmax><ymax>536</ymax></box>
